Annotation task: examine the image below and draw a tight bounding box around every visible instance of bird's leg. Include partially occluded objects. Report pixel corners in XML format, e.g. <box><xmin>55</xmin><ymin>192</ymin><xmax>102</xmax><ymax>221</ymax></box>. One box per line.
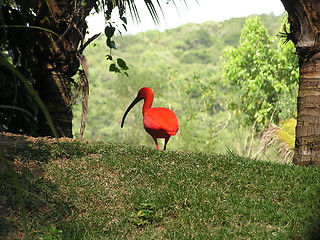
<box><xmin>152</xmin><ymin>136</ymin><xmax>160</xmax><ymax>150</ymax></box>
<box><xmin>163</xmin><ymin>137</ymin><xmax>170</xmax><ymax>151</ymax></box>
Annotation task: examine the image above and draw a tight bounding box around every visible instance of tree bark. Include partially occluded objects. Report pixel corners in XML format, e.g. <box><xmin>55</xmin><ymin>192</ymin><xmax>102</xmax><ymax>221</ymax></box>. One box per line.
<box><xmin>281</xmin><ymin>0</ymin><xmax>320</xmax><ymax>165</ymax></box>
<box><xmin>295</xmin><ymin>57</ymin><xmax>320</xmax><ymax>165</ymax></box>
<box><xmin>35</xmin><ymin>68</ymin><xmax>73</xmax><ymax>137</ymax></box>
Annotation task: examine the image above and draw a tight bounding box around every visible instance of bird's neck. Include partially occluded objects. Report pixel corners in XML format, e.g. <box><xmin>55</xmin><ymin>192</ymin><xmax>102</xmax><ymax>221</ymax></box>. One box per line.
<box><xmin>142</xmin><ymin>97</ymin><xmax>153</xmax><ymax>115</ymax></box>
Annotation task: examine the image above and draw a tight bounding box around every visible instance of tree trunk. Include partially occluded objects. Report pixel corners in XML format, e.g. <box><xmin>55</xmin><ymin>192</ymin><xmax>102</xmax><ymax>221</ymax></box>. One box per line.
<box><xmin>281</xmin><ymin>0</ymin><xmax>320</xmax><ymax>165</ymax></box>
<box><xmin>35</xmin><ymin>69</ymin><xmax>73</xmax><ymax>137</ymax></box>
<box><xmin>295</xmin><ymin>57</ymin><xmax>320</xmax><ymax>165</ymax></box>
<box><xmin>33</xmin><ymin>0</ymin><xmax>95</xmax><ymax>137</ymax></box>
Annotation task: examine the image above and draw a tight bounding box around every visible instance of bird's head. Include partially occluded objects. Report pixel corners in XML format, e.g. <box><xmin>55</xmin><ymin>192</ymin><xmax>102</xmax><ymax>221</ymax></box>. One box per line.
<box><xmin>121</xmin><ymin>87</ymin><xmax>154</xmax><ymax>128</ymax></box>
<box><xmin>136</xmin><ymin>87</ymin><xmax>154</xmax><ymax>100</ymax></box>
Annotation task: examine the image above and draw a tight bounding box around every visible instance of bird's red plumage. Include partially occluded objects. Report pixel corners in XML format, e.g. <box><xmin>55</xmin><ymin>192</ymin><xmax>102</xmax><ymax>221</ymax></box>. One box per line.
<box><xmin>143</xmin><ymin>107</ymin><xmax>179</xmax><ymax>137</ymax></box>
<box><xmin>121</xmin><ymin>87</ymin><xmax>179</xmax><ymax>150</ymax></box>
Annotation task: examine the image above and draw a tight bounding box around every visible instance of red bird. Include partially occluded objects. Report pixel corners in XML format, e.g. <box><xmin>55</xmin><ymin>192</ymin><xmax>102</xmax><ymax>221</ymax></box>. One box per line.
<box><xmin>121</xmin><ymin>87</ymin><xmax>179</xmax><ymax>150</ymax></box>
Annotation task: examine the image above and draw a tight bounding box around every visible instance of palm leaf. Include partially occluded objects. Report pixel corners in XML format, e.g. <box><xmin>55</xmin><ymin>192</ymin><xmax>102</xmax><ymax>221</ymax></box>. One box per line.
<box><xmin>0</xmin><ymin>25</ymin><xmax>60</xmax><ymax>38</ymax></box>
<box><xmin>0</xmin><ymin>105</ymin><xmax>36</xmax><ymax>121</ymax></box>
<box><xmin>124</xmin><ymin>0</ymin><xmax>192</xmax><ymax>25</ymax></box>
<box><xmin>262</xmin><ymin>118</ymin><xmax>296</xmax><ymax>163</ymax></box>
<box><xmin>126</xmin><ymin>1</ymin><xmax>141</xmax><ymax>24</ymax></box>
<box><xmin>277</xmin><ymin>118</ymin><xmax>295</xmax><ymax>147</ymax></box>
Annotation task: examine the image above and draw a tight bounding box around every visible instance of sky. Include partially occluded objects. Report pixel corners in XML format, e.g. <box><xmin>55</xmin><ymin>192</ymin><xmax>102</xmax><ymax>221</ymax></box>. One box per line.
<box><xmin>87</xmin><ymin>0</ymin><xmax>285</xmax><ymax>36</ymax></box>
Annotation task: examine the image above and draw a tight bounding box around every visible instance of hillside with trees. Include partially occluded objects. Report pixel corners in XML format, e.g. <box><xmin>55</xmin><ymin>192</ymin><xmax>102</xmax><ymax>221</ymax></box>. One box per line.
<box><xmin>73</xmin><ymin>13</ymin><xmax>299</xmax><ymax>162</ymax></box>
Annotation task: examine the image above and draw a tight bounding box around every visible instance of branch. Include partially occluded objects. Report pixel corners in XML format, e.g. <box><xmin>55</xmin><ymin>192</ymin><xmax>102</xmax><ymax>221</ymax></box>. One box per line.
<box><xmin>78</xmin><ymin>33</ymin><xmax>101</xmax><ymax>54</ymax></box>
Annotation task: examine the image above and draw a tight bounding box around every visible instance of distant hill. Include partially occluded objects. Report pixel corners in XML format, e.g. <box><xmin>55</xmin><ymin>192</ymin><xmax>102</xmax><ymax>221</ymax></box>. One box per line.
<box><xmin>105</xmin><ymin>13</ymin><xmax>287</xmax><ymax>73</ymax></box>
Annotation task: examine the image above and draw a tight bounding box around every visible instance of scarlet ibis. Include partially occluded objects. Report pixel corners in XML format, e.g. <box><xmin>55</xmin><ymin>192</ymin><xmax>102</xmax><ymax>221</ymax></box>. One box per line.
<box><xmin>121</xmin><ymin>87</ymin><xmax>179</xmax><ymax>150</ymax></box>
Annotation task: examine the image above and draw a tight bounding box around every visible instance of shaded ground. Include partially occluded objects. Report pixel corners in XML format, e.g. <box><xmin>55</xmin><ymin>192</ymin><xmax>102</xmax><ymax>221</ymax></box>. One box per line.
<box><xmin>0</xmin><ymin>132</ymin><xmax>75</xmax><ymax>150</ymax></box>
<box><xmin>0</xmin><ymin>133</ymin><xmax>77</xmax><ymax>240</ymax></box>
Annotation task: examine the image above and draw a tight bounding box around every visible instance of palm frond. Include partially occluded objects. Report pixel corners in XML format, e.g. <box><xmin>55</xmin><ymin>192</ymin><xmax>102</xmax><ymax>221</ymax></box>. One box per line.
<box><xmin>102</xmin><ymin>0</ymin><xmax>196</xmax><ymax>29</ymax></box>
<box><xmin>126</xmin><ymin>0</ymin><xmax>193</xmax><ymax>26</ymax></box>
<box><xmin>145</xmin><ymin>0</ymin><xmax>162</xmax><ymax>25</ymax></box>
<box><xmin>0</xmin><ymin>105</ymin><xmax>36</xmax><ymax>120</ymax></box>
<box><xmin>126</xmin><ymin>0</ymin><xmax>141</xmax><ymax>24</ymax></box>
<box><xmin>262</xmin><ymin>118</ymin><xmax>296</xmax><ymax>163</ymax></box>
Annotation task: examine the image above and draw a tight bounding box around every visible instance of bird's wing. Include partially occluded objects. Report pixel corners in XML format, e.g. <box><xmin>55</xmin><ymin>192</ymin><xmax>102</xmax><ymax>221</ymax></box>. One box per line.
<box><xmin>144</xmin><ymin>108</ymin><xmax>179</xmax><ymax>135</ymax></box>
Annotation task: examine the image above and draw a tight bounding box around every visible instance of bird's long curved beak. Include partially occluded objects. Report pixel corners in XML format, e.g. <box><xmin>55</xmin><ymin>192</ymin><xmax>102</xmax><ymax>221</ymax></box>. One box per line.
<box><xmin>121</xmin><ymin>96</ymin><xmax>142</xmax><ymax>128</ymax></box>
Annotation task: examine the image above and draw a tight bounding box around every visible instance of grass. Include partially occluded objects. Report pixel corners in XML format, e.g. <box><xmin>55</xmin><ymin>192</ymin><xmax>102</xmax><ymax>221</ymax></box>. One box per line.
<box><xmin>1</xmin><ymin>135</ymin><xmax>320</xmax><ymax>239</ymax></box>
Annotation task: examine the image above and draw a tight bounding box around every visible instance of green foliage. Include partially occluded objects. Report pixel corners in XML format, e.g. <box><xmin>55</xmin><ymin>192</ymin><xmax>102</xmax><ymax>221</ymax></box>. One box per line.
<box><xmin>223</xmin><ymin>17</ymin><xmax>298</xmax><ymax>129</ymax></box>
<box><xmin>37</xmin><ymin>226</ymin><xmax>63</xmax><ymax>240</ymax></box>
<box><xmin>183</xmin><ymin>28</ymin><xmax>214</xmax><ymax>49</ymax></box>
<box><xmin>105</xmin><ymin>24</ymin><xmax>116</xmax><ymax>39</ymax></box>
<box><xmin>104</xmin><ymin>21</ymin><xmax>130</xmax><ymax>76</ymax></box>
<box><xmin>2</xmin><ymin>138</ymin><xmax>320</xmax><ymax>239</ymax></box>
<box><xmin>130</xmin><ymin>202</ymin><xmax>164</xmax><ymax>226</ymax></box>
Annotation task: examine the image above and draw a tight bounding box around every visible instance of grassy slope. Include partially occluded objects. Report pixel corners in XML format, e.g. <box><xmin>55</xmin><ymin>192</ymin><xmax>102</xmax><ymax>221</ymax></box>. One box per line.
<box><xmin>1</xmin><ymin>136</ymin><xmax>320</xmax><ymax>239</ymax></box>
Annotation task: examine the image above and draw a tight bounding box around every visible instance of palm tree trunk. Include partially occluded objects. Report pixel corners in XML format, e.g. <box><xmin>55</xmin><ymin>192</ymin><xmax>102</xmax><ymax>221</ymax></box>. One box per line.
<box><xmin>35</xmin><ymin>68</ymin><xmax>73</xmax><ymax>137</ymax></box>
<box><xmin>281</xmin><ymin>0</ymin><xmax>320</xmax><ymax>165</ymax></box>
<box><xmin>294</xmin><ymin>57</ymin><xmax>320</xmax><ymax>165</ymax></box>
